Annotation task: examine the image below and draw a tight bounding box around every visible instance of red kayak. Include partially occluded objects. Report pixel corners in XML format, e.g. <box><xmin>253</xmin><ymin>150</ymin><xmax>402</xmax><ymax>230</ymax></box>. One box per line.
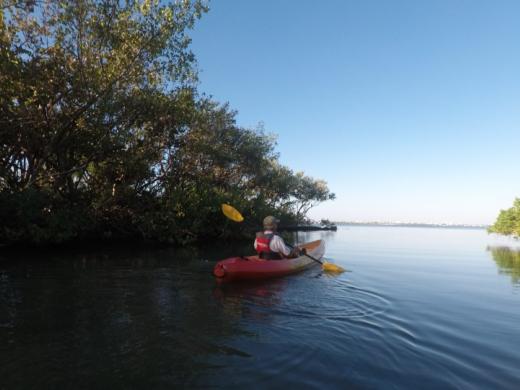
<box><xmin>213</xmin><ymin>240</ymin><xmax>325</xmax><ymax>282</ymax></box>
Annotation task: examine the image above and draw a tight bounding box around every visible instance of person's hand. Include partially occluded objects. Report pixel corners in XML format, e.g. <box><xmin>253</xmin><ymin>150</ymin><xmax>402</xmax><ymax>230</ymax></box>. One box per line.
<box><xmin>289</xmin><ymin>247</ymin><xmax>300</xmax><ymax>258</ymax></box>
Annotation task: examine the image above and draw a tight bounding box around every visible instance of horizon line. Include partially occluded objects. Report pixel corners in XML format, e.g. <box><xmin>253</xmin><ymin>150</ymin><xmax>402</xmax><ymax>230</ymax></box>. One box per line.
<box><xmin>331</xmin><ymin>221</ymin><xmax>490</xmax><ymax>228</ymax></box>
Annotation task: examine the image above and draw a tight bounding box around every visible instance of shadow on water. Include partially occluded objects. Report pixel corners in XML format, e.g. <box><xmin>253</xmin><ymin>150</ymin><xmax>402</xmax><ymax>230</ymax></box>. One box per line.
<box><xmin>487</xmin><ymin>246</ymin><xmax>520</xmax><ymax>285</ymax></box>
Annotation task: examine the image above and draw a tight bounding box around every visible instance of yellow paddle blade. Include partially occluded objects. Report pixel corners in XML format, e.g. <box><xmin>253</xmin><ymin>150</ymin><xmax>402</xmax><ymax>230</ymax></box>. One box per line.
<box><xmin>221</xmin><ymin>204</ymin><xmax>244</xmax><ymax>222</ymax></box>
<box><xmin>322</xmin><ymin>261</ymin><xmax>346</xmax><ymax>273</ymax></box>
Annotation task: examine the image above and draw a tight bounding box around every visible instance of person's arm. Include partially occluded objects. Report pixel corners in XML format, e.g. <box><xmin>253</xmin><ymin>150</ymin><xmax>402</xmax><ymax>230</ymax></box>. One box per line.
<box><xmin>270</xmin><ymin>236</ymin><xmax>291</xmax><ymax>257</ymax></box>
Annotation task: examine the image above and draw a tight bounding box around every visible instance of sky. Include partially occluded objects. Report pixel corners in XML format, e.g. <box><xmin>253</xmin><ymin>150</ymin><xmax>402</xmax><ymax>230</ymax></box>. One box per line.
<box><xmin>189</xmin><ymin>0</ymin><xmax>520</xmax><ymax>225</ymax></box>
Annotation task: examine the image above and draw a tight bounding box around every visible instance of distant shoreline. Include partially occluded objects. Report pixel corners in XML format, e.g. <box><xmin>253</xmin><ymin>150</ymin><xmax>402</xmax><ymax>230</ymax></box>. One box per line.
<box><xmin>335</xmin><ymin>222</ymin><xmax>488</xmax><ymax>230</ymax></box>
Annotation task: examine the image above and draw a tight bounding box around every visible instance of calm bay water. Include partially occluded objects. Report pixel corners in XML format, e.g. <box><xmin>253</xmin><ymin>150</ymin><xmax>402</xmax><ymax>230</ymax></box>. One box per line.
<box><xmin>1</xmin><ymin>226</ymin><xmax>520</xmax><ymax>389</ymax></box>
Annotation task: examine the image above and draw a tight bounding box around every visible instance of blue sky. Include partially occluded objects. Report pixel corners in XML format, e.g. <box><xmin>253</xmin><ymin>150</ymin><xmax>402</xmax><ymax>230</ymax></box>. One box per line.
<box><xmin>190</xmin><ymin>0</ymin><xmax>520</xmax><ymax>224</ymax></box>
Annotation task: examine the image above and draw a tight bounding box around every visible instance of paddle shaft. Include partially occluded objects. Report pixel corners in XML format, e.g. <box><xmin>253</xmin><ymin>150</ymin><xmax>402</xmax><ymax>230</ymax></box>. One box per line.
<box><xmin>285</xmin><ymin>243</ymin><xmax>323</xmax><ymax>265</ymax></box>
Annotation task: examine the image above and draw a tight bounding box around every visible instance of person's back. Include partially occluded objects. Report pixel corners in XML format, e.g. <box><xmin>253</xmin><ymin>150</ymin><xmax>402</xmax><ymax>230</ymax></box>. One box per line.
<box><xmin>254</xmin><ymin>216</ymin><xmax>296</xmax><ymax>260</ymax></box>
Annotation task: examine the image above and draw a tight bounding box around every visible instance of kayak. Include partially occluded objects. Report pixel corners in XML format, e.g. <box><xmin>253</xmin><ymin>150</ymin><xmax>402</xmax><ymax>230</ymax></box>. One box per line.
<box><xmin>213</xmin><ymin>240</ymin><xmax>325</xmax><ymax>282</ymax></box>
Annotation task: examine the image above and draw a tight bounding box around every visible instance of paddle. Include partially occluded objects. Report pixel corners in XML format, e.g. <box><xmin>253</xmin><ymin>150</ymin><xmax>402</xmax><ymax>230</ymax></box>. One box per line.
<box><xmin>221</xmin><ymin>204</ymin><xmax>345</xmax><ymax>273</ymax></box>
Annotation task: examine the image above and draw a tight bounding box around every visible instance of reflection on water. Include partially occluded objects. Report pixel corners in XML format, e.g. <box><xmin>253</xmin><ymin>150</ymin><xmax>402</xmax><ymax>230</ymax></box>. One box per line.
<box><xmin>213</xmin><ymin>279</ymin><xmax>288</xmax><ymax>324</ymax></box>
<box><xmin>0</xmin><ymin>244</ymin><xmax>255</xmax><ymax>388</ymax></box>
<box><xmin>2</xmin><ymin>227</ymin><xmax>520</xmax><ymax>388</ymax></box>
<box><xmin>488</xmin><ymin>246</ymin><xmax>520</xmax><ymax>285</ymax></box>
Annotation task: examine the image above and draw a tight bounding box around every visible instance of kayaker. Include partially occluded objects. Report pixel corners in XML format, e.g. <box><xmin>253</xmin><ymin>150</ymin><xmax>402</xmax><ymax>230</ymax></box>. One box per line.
<box><xmin>254</xmin><ymin>216</ymin><xmax>301</xmax><ymax>260</ymax></box>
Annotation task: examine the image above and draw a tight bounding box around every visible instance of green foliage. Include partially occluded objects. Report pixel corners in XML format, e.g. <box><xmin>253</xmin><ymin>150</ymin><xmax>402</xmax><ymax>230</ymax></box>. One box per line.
<box><xmin>289</xmin><ymin>172</ymin><xmax>336</xmax><ymax>224</ymax></box>
<box><xmin>1</xmin><ymin>0</ymin><xmax>205</xmax><ymax>193</ymax></box>
<box><xmin>0</xmin><ymin>1</ymin><xmax>335</xmax><ymax>246</ymax></box>
<box><xmin>0</xmin><ymin>188</ymin><xmax>95</xmax><ymax>244</ymax></box>
<box><xmin>489</xmin><ymin>198</ymin><xmax>520</xmax><ymax>237</ymax></box>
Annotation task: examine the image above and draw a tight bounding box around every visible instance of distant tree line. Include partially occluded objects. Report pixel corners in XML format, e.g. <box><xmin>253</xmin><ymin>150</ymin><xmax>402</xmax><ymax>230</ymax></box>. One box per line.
<box><xmin>0</xmin><ymin>0</ymin><xmax>334</xmax><ymax>246</ymax></box>
<box><xmin>489</xmin><ymin>198</ymin><xmax>520</xmax><ymax>238</ymax></box>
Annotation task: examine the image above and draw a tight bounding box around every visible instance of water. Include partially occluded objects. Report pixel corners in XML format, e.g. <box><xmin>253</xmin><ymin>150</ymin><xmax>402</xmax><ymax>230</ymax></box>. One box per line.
<box><xmin>1</xmin><ymin>226</ymin><xmax>520</xmax><ymax>389</ymax></box>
